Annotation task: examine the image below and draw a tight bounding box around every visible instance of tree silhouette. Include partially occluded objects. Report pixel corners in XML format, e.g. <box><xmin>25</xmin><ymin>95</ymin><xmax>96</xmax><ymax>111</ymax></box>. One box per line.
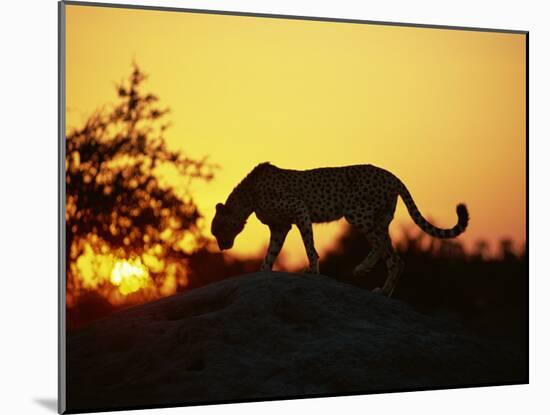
<box><xmin>66</xmin><ymin>64</ymin><xmax>216</xmax><ymax>303</ymax></box>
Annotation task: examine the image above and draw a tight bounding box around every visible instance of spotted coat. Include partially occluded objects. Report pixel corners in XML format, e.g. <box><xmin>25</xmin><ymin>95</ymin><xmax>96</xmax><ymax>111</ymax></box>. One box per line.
<box><xmin>211</xmin><ymin>163</ymin><xmax>469</xmax><ymax>296</ymax></box>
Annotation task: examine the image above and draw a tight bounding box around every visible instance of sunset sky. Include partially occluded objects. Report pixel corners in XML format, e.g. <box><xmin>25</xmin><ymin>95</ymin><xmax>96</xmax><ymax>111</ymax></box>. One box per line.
<box><xmin>65</xmin><ymin>5</ymin><xmax>526</xmax><ymax>267</ymax></box>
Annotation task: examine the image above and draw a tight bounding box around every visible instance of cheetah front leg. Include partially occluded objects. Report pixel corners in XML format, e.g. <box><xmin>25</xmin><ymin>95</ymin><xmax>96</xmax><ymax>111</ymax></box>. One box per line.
<box><xmin>295</xmin><ymin>209</ymin><xmax>319</xmax><ymax>274</ymax></box>
<box><xmin>261</xmin><ymin>224</ymin><xmax>291</xmax><ymax>271</ymax></box>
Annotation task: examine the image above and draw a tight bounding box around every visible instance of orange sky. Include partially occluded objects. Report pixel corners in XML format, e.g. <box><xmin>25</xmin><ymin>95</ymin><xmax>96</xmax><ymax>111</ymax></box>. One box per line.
<box><xmin>65</xmin><ymin>5</ymin><xmax>526</xmax><ymax>267</ymax></box>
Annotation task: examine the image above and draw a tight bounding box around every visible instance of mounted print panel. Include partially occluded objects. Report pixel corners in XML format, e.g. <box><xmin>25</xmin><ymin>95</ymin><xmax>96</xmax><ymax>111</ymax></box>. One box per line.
<box><xmin>58</xmin><ymin>1</ymin><xmax>528</xmax><ymax>413</ymax></box>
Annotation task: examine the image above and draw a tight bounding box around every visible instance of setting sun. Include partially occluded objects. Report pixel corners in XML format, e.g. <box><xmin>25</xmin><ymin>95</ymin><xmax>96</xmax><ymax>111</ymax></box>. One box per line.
<box><xmin>110</xmin><ymin>258</ymin><xmax>150</xmax><ymax>295</ymax></box>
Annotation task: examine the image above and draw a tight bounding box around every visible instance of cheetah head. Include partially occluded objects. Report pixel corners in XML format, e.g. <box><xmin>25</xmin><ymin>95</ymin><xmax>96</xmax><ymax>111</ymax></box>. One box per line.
<box><xmin>211</xmin><ymin>203</ymin><xmax>245</xmax><ymax>251</ymax></box>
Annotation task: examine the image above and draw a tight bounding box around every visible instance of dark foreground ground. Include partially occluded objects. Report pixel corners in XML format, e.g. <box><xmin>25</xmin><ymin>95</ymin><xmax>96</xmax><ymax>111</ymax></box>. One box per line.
<box><xmin>66</xmin><ymin>272</ymin><xmax>527</xmax><ymax>413</ymax></box>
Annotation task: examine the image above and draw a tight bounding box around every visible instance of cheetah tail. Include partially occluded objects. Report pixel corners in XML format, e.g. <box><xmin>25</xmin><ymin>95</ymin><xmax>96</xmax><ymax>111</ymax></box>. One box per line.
<box><xmin>397</xmin><ymin>181</ymin><xmax>469</xmax><ymax>239</ymax></box>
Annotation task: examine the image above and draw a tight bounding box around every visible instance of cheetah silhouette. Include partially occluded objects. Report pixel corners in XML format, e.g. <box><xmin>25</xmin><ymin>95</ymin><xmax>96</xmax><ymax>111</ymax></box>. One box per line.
<box><xmin>211</xmin><ymin>163</ymin><xmax>469</xmax><ymax>297</ymax></box>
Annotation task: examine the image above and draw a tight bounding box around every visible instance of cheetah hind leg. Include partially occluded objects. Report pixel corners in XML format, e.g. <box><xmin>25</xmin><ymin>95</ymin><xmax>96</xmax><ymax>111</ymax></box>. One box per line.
<box><xmin>352</xmin><ymin>247</ymin><xmax>381</xmax><ymax>277</ymax></box>
<box><xmin>373</xmin><ymin>254</ymin><xmax>404</xmax><ymax>298</ymax></box>
<box><xmin>352</xmin><ymin>229</ymin><xmax>384</xmax><ymax>277</ymax></box>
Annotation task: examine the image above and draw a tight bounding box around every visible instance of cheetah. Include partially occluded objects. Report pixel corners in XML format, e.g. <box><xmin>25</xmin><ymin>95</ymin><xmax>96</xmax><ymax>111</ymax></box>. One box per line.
<box><xmin>211</xmin><ymin>163</ymin><xmax>469</xmax><ymax>297</ymax></box>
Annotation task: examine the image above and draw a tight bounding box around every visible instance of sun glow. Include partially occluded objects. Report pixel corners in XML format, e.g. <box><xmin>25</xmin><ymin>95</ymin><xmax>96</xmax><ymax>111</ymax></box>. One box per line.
<box><xmin>110</xmin><ymin>258</ymin><xmax>150</xmax><ymax>295</ymax></box>
<box><xmin>70</xmin><ymin>240</ymin><xmax>185</xmax><ymax>306</ymax></box>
